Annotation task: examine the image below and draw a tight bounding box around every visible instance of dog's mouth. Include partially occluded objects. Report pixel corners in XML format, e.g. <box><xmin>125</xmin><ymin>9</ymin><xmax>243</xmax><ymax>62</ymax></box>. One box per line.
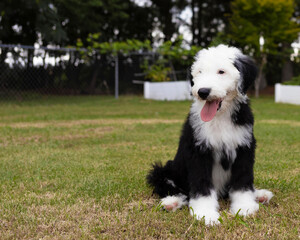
<box><xmin>200</xmin><ymin>99</ymin><xmax>223</xmax><ymax>122</ymax></box>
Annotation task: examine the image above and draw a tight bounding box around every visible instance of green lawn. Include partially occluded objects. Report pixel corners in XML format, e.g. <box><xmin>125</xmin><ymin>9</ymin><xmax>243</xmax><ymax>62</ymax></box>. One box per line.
<box><xmin>0</xmin><ymin>96</ymin><xmax>299</xmax><ymax>239</ymax></box>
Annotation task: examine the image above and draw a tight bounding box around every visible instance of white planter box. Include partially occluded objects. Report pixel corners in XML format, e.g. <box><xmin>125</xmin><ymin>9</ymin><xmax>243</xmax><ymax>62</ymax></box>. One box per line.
<box><xmin>144</xmin><ymin>81</ymin><xmax>192</xmax><ymax>101</ymax></box>
<box><xmin>275</xmin><ymin>83</ymin><xmax>300</xmax><ymax>105</ymax></box>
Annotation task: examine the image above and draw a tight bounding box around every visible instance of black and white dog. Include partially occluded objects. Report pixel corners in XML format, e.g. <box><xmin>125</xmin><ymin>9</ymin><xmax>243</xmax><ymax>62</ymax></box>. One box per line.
<box><xmin>147</xmin><ymin>45</ymin><xmax>273</xmax><ymax>225</ymax></box>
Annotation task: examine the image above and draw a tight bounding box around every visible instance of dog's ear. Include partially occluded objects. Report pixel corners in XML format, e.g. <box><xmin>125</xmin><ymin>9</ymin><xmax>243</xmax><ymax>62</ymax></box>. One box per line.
<box><xmin>187</xmin><ymin>69</ymin><xmax>194</xmax><ymax>86</ymax></box>
<box><xmin>234</xmin><ymin>55</ymin><xmax>258</xmax><ymax>94</ymax></box>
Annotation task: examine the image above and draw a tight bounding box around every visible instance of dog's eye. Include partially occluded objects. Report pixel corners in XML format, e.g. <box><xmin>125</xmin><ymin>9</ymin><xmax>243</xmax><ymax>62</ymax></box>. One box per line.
<box><xmin>218</xmin><ymin>70</ymin><xmax>225</xmax><ymax>74</ymax></box>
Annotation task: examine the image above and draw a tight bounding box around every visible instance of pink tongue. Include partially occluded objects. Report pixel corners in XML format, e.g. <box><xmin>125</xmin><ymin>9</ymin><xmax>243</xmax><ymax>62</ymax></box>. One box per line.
<box><xmin>200</xmin><ymin>100</ymin><xmax>220</xmax><ymax>122</ymax></box>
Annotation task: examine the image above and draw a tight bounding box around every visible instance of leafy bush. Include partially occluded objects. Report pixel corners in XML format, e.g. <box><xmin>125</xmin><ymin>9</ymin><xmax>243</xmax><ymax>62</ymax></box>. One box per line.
<box><xmin>141</xmin><ymin>59</ymin><xmax>171</xmax><ymax>82</ymax></box>
<box><xmin>282</xmin><ymin>75</ymin><xmax>300</xmax><ymax>85</ymax></box>
<box><xmin>77</xmin><ymin>34</ymin><xmax>202</xmax><ymax>82</ymax></box>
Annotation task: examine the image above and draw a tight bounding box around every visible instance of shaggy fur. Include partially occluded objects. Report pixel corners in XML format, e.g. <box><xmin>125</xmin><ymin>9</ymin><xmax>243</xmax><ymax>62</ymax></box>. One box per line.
<box><xmin>147</xmin><ymin>45</ymin><xmax>273</xmax><ymax>225</ymax></box>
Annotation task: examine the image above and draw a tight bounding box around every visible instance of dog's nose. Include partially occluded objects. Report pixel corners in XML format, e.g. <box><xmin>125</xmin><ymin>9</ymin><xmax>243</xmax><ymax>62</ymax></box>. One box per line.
<box><xmin>198</xmin><ymin>88</ymin><xmax>211</xmax><ymax>100</ymax></box>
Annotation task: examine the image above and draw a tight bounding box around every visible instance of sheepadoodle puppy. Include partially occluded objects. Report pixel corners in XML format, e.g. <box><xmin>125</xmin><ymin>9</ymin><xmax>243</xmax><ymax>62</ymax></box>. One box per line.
<box><xmin>147</xmin><ymin>44</ymin><xmax>273</xmax><ymax>225</ymax></box>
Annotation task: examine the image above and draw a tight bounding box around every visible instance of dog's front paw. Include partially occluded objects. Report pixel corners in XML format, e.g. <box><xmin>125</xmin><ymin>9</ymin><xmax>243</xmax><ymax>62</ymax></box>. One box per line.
<box><xmin>255</xmin><ymin>189</ymin><xmax>274</xmax><ymax>204</ymax></box>
<box><xmin>230</xmin><ymin>200</ymin><xmax>259</xmax><ymax>216</ymax></box>
<box><xmin>189</xmin><ymin>192</ymin><xmax>220</xmax><ymax>226</ymax></box>
<box><xmin>160</xmin><ymin>194</ymin><xmax>188</xmax><ymax>212</ymax></box>
<box><xmin>190</xmin><ymin>208</ymin><xmax>220</xmax><ymax>225</ymax></box>
<box><xmin>230</xmin><ymin>190</ymin><xmax>259</xmax><ymax>216</ymax></box>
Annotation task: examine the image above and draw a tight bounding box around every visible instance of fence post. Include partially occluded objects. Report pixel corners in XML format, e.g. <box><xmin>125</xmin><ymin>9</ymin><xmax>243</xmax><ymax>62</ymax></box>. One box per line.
<box><xmin>115</xmin><ymin>54</ymin><xmax>119</xmax><ymax>99</ymax></box>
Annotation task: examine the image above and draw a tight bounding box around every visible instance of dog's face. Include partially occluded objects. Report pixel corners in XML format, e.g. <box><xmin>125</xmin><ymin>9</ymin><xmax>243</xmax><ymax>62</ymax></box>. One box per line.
<box><xmin>191</xmin><ymin>45</ymin><xmax>257</xmax><ymax>122</ymax></box>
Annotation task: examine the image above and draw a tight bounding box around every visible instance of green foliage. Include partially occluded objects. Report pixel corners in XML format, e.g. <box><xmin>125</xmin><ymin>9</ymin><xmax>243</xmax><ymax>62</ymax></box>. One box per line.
<box><xmin>228</xmin><ymin>0</ymin><xmax>300</xmax><ymax>57</ymax></box>
<box><xmin>189</xmin><ymin>0</ymin><xmax>232</xmax><ymax>46</ymax></box>
<box><xmin>78</xmin><ymin>34</ymin><xmax>202</xmax><ymax>82</ymax></box>
<box><xmin>0</xmin><ymin>0</ymin><xmax>154</xmax><ymax>46</ymax></box>
<box><xmin>85</xmin><ymin>33</ymin><xmax>152</xmax><ymax>55</ymax></box>
<box><xmin>144</xmin><ymin>36</ymin><xmax>201</xmax><ymax>82</ymax></box>
<box><xmin>77</xmin><ymin>33</ymin><xmax>151</xmax><ymax>57</ymax></box>
<box><xmin>282</xmin><ymin>75</ymin><xmax>300</xmax><ymax>85</ymax></box>
<box><xmin>156</xmin><ymin>36</ymin><xmax>202</xmax><ymax>67</ymax></box>
<box><xmin>141</xmin><ymin>59</ymin><xmax>171</xmax><ymax>82</ymax></box>
<box><xmin>36</xmin><ymin>1</ymin><xmax>68</xmax><ymax>45</ymax></box>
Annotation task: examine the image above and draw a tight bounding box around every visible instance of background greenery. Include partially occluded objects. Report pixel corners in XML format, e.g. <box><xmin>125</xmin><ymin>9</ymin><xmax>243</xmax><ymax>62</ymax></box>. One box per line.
<box><xmin>1</xmin><ymin>0</ymin><xmax>299</xmax><ymax>88</ymax></box>
<box><xmin>0</xmin><ymin>96</ymin><xmax>299</xmax><ymax>239</ymax></box>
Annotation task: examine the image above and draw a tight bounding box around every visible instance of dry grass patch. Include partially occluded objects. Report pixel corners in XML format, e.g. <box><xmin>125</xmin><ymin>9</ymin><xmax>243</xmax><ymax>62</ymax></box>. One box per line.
<box><xmin>101</xmin><ymin>142</ymin><xmax>137</xmax><ymax>149</ymax></box>
<box><xmin>0</xmin><ymin>135</ymin><xmax>43</xmax><ymax>147</ymax></box>
<box><xmin>0</xmin><ymin>119</ymin><xmax>182</xmax><ymax>129</ymax></box>
<box><xmin>0</xmin><ymin>126</ymin><xmax>114</xmax><ymax>147</ymax></box>
<box><xmin>53</xmin><ymin>127</ymin><xmax>113</xmax><ymax>141</ymax></box>
<box><xmin>0</xmin><ymin>193</ymin><xmax>128</xmax><ymax>240</ymax></box>
<box><xmin>258</xmin><ymin>119</ymin><xmax>300</xmax><ymax>127</ymax></box>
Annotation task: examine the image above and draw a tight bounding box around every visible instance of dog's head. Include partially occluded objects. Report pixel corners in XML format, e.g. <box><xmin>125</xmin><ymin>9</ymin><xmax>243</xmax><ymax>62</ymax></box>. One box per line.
<box><xmin>190</xmin><ymin>44</ymin><xmax>257</xmax><ymax>122</ymax></box>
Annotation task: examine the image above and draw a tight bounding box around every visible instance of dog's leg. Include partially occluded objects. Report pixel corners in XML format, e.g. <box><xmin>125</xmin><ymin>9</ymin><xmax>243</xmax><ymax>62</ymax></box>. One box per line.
<box><xmin>255</xmin><ymin>189</ymin><xmax>273</xmax><ymax>204</ymax></box>
<box><xmin>160</xmin><ymin>194</ymin><xmax>188</xmax><ymax>211</ymax></box>
<box><xmin>187</xmin><ymin>151</ymin><xmax>220</xmax><ymax>226</ymax></box>
<box><xmin>229</xmin><ymin>142</ymin><xmax>259</xmax><ymax>216</ymax></box>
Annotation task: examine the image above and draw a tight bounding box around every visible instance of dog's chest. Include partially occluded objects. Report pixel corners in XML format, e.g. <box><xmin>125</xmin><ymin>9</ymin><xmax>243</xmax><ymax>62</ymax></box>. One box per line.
<box><xmin>190</xmin><ymin>108</ymin><xmax>252</xmax><ymax>160</ymax></box>
<box><xmin>212</xmin><ymin>150</ymin><xmax>231</xmax><ymax>197</ymax></box>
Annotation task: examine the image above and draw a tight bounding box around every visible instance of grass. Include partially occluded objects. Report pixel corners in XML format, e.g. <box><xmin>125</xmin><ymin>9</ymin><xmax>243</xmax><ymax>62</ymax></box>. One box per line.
<box><xmin>0</xmin><ymin>95</ymin><xmax>299</xmax><ymax>239</ymax></box>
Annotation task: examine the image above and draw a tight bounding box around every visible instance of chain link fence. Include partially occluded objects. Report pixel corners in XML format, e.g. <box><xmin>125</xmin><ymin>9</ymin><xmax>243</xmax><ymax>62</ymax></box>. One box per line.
<box><xmin>0</xmin><ymin>44</ymin><xmax>190</xmax><ymax>101</ymax></box>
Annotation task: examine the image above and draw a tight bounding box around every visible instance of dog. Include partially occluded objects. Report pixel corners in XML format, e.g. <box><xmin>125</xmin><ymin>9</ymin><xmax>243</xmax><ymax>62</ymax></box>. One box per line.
<box><xmin>147</xmin><ymin>44</ymin><xmax>273</xmax><ymax>225</ymax></box>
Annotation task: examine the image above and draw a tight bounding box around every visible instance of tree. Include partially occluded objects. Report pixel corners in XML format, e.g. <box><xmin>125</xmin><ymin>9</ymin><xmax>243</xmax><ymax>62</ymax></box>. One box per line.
<box><xmin>52</xmin><ymin>0</ymin><xmax>156</xmax><ymax>45</ymax></box>
<box><xmin>0</xmin><ymin>0</ymin><xmax>155</xmax><ymax>46</ymax></box>
<box><xmin>190</xmin><ymin>0</ymin><xmax>232</xmax><ymax>46</ymax></box>
<box><xmin>0</xmin><ymin>0</ymin><xmax>38</xmax><ymax>45</ymax></box>
<box><xmin>150</xmin><ymin>0</ymin><xmax>233</xmax><ymax>46</ymax></box>
<box><xmin>151</xmin><ymin>0</ymin><xmax>187</xmax><ymax>41</ymax></box>
<box><xmin>228</xmin><ymin>0</ymin><xmax>300</xmax><ymax>97</ymax></box>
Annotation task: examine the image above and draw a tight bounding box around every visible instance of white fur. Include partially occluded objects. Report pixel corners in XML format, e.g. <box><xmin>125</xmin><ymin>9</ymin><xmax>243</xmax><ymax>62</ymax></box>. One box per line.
<box><xmin>189</xmin><ymin>98</ymin><xmax>252</xmax><ymax>158</ymax></box>
<box><xmin>160</xmin><ymin>194</ymin><xmax>188</xmax><ymax>211</ymax></box>
<box><xmin>255</xmin><ymin>189</ymin><xmax>274</xmax><ymax>203</ymax></box>
<box><xmin>191</xmin><ymin>45</ymin><xmax>242</xmax><ymax>100</ymax></box>
<box><xmin>230</xmin><ymin>190</ymin><xmax>259</xmax><ymax>216</ymax></box>
<box><xmin>166</xmin><ymin>179</ymin><xmax>176</xmax><ymax>188</ymax></box>
<box><xmin>189</xmin><ymin>191</ymin><xmax>220</xmax><ymax>225</ymax></box>
<box><xmin>212</xmin><ymin>150</ymin><xmax>231</xmax><ymax>197</ymax></box>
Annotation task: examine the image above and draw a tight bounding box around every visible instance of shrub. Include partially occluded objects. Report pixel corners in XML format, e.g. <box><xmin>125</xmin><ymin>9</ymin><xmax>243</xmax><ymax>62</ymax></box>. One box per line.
<box><xmin>282</xmin><ymin>75</ymin><xmax>300</xmax><ymax>85</ymax></box>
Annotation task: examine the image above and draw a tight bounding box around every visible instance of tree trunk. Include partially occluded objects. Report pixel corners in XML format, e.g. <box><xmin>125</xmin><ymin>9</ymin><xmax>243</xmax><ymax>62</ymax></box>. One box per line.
<box><xmin>0</xmin><ymin>48</ymin><xmax>8</xmax><ymax>65</ymax></box>
<box><xmin>88</xmin><ymin>62</ymin><xmax>100</xmax><ymax>94</ymax></box>
<box><xmin>169</xmin><ymin>61</ymin><xmax>177</xmax><ymax>81</ymax></box>
<box><xmin>281</xmin><ymin>59</ymin><xmax>293</xmax><ymax>82</ymax></box>
<box><xmin>191</xmin><ymin>0</ymin><xmax>196</xmax><ymax>45</ymax></box>
<box><xmin>27</xmin><ymin>49</ymin><xmax>33</xmax><ymax>68</ymax></box>
<box><xmin>197</xmin><ymin>1</ymin><xmax>203</xmax><ymax>46</ymax></box>
<box><xmin>255</xmin><ymin>54</ymin><xmax>267</xmax><ymax>98</ymax></box>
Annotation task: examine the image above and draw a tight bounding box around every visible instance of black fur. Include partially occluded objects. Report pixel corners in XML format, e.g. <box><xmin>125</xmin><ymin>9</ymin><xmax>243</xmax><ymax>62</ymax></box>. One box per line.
<box><xmin>220</xmin><ymin>152</ymin><xmax>231</xmax><ymax>171</ymax></box>
<box><xmin>231</xmin><ymin>100</ymin><xmax>254</xmax><ymax>125</ymax></box>
<box><xmin>230</xmin><ymin>135</ymin><xmax>256</xmax><ymax>192</ymax></box>
<box><xmin>146</xmin><ymin>99</ymin><xmax>256</xmax><ymax>200</ymax></box>
<box><xmin>234</xmin><ymin>56</ymin><xmax>258</xmax><ymax>94</ymax></box>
